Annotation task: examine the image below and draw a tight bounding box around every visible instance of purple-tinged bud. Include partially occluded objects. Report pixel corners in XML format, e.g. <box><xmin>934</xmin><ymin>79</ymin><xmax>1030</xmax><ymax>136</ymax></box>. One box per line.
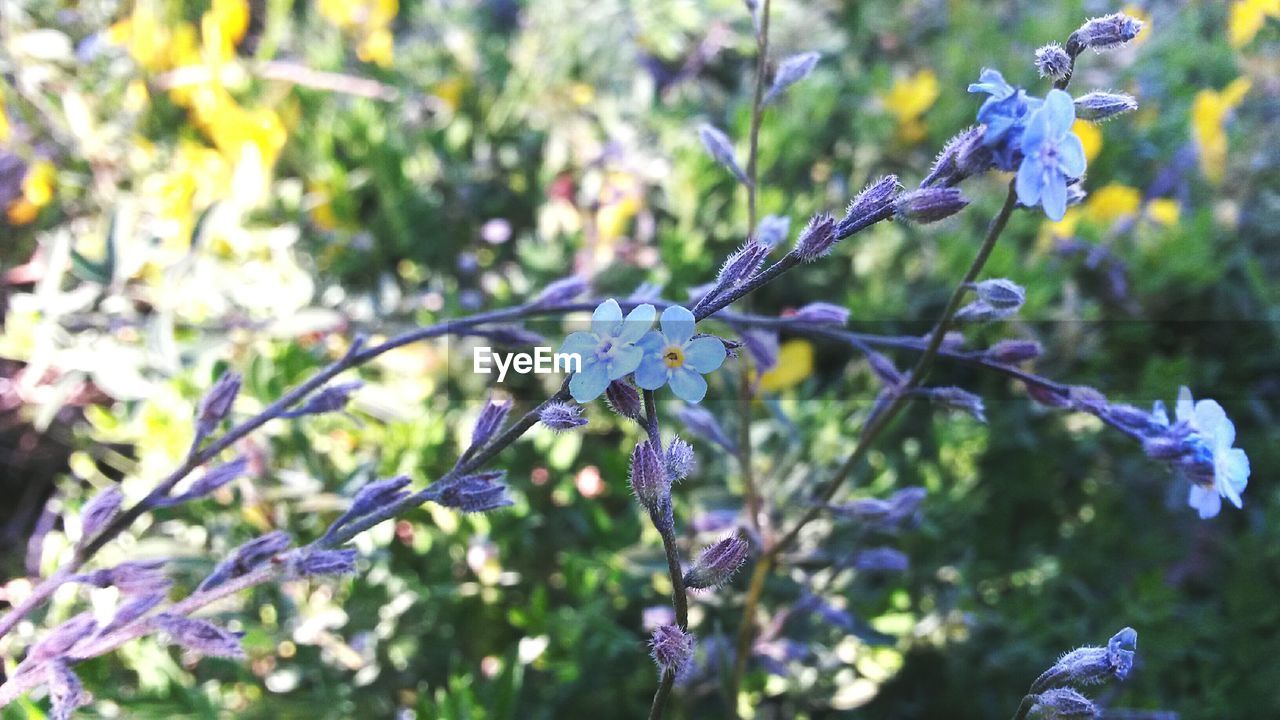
<box><xmin>683</xmin><ymin>536</ymin><xmax>750</xmax><ymax>589</ymax></box>
<box><xmin>325</xmin><ymin>475</ymin><xmax>412</xmax><ymax>537</ymax></box>
<box><xmin>985</xmin><ymin>339</ymin><xmax>1043</xmax><ymax>364</ymax></box>
<box><xmin>926</xmin><ymin>386</ymin><xmax>987</xmax><ymax>423</ymax></box>
<box><xmin>98</xmin><ymin>593</ymin><xmax>166</xmax><ymax>637</ymax></box>
<box><xmin>665</xmin><ymin>437</ymin><xmax>696</xmax><ymax>481</ymax></box>
<box><xmin>196</xmin><ymin>371</ymin><xmax>241</xmax><ymax>438</ymax></box>
<box><xmin>1074</xmin><ymin>91</ymin><xmax>1138</xmax><ymax>122</ymax></box>
<box><xmin>79</xmin><ymin>560</ymin><xmax>172</xmax><ymax>595</ymax></box>
<box><xmin>792</xmin><ymin>302</ymin><xmax>850</xmax><ymax>326</ymax></box>
<box><xmin>430</xmin><ymin>471</ymin><xmax>513</xmax><ymax>513</ymax></box>
<box><xmin>605</xmin><ymin>380</ymin><xmax>644</xmax><ymax>420</ymax></box>
<box><xmin>954</xmin><ymin>300</ymin><xmax>1018</xmax><ymax>323</ymax></box>
<box><xmin>763</xmin><ymin>51</ymin><xmax>820</xmax><ymax>105</ymax></box>
<box><xmin>293</xmin><ymin>548</ymin><xmax>359</xmax><ymax>577</ymax></box>
<box><xmin>1031</xmin><ymin>687</ymin><xmax>1097</xmax><ymax>719</ymax></box>
<box><xmin>531</xmin><ymin>275</ymin><xmax>589</xmax><ymax>307</ymax></box>
<box><xmin>739</xmin><ymin>329</ymin><xmax>779</xmax><ymax>372</ymax></box>
<box><xmin>834</xmin><ymin>486</ymin><xmax>928</xmax><ymax>528</ymax></box>
<box><xmin>1073</xmin><ymin>13</ymin><xmax>1144</xmax><ymax>52</ymax></box>
<box><xmin>47</xmin><ymin>660</ymin><xmax>91</xmax><ymax>720</ymax></box>
<box><xmin>1068</xmin><ymin>386</ymin><xmax>1109</xmax><ymax>414</ymax></box>
<box><xmin>1105</xmin><ymin>403</ymin><xmax>1165</xmax><ymax>435</ymax></box>
<box><xmin>470</xmin><ymin>395</ymin><xmax>513</xmax><ymax>450</ymax></box>
<box><xmin>923</xmin><ymin>127</ymin><xmax>991</xmax><ymax>187</ymax></box>
<box><xmin>851</xmin><ymin>547</ymin><xmax>909</xmax><ymax>572</ymax></box>
<box><xmin>1027</xmin><ymin>384</ymin><xmax>1072</xmax><ymax>409</ymax></box>
<box><xmin>888</xmin><ymin>486</ymin><xmax>927</xmax><ymax>519</ymax></box>
<box><xmin>539</xmin><ymin>401</ymin><xmax>587</xmax><ymax>431</ymax></box>
<box><xmin>649</xmin><ymin>624</ymin><xmax>696</xmax><ymax>679</ymax></box>
<box><xmin>78</xmin><ymin>486</ymin><xmax>123</xmax><ymax>541</ymax></box>
<box><xmin>1142</xmin><ymin>435</ymin><xmax>1187</xmax><ymax>460</ymax></box>
<box><xmin>837</xmin><ymin>175</ymin><xmax>901</xmax><ymax>237</ymax></box>
<box><xmin>282</xmin><ymin>380</ymin><xmax>362</xmax><ymax>418</ymax></box>
<box><xmin>153</xmin><ymin>613</ymin><xmax>245</xmax><ymax>659</ymax></box>
<box><xmin>677</xmin><ymin>405</ymin><xmax>736</xmax><ymax>453</ymax></box>
<box><xmin>894</xmin><ymin>187</ymin><xmax>970</xmax><ymax>223</ymax></box>
<box><xmin>198</xmin><ymin>531</ymin><xmax>292</xmax><ymax>592</ymax></box>
<box><xmin>628</xmin><ymin>441</ymin><xmax>668</xmax><ymax>513</ymax></box>
<box><xmin>794</xmin><ymin>212</ymin><xmax>838</xmax><ymax>262</ymax></box>
<box><xmin>28</xmin><ymin>612</ymin><xmax>97</xmax><ymax>663</ymax></box>
<box><xmin>698</xmin><ymin>124</ymin><xmax>749</xmax><ymax>185</ymax></box>
<box><xmin>1045</xmin><ymin>627</ymin><xmax>1137</xmax><ymax>686</ymax></box>
<box><xmin>164</xmin><ymin>456</ymin><xmax>248</xmax><ymax>506</ymax></box>
<box><xmin>1108</xmin><ymin>627</ymin><xmax>1138</xmax><ymax>680</ymax></box>
<box><xmin>866</xmin><ymin>351</ymin><xmax>903</xmax><ymax>386</ymax></box>
<box><xmin>1035</xmin><ymin>43</ymin><xmax>1072</xmax><ymax>80</ymax></box>
<box><xmin>756</xmin><ymin>215</ymin><xmax>790</xmax><ymax>249</ymax></box>
<box><xmin>715</xmin><ymin>240</ymin><xmax>769</xmax><ymax>292</ymax></box>
<box><xmin>973</xmin><ymin>278</ymin><xmax>1026</xmax><ymax>310</ymax></box>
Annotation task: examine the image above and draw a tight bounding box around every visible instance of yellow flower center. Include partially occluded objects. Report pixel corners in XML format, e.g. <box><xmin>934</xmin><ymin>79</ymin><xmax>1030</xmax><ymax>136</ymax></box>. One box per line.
<box><xmin>663</xmin><ymin>345</ymin><xmax>685</xmax><ymax>369</ymax></box>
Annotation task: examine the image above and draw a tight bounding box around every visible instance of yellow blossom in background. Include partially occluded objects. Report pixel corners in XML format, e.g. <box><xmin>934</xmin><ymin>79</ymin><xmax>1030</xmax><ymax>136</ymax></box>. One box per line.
<box><xmin>1073</xmin><ymin>120</ymin><xmax>1102</xmax><ymax>164</ymax></box>
<box><xmin>6</xmin><ymin>160</ymin><xmax>56</xmax><ymax>225</ymax></box>
<box><xmin>318</xmin><ymin>0</ymin><xmax>398</xmax><ymax>67</ymax></box>
<box><xmin>1228</xmin><ymin>0</ymin><xmax>1280</xmax><ymax>48</ymax></box>
<box><xmin>358</xmin><ymin>27</ymin><xmax>395</xmax><ymax>68</ymax></box>
<box><xmin>758</xmin><ymin>340</ymin><xmax>815</xmax><ymax>394</ymax></box>
<box><xmin>1084</xmin><ymin>184</ymin><xmax>1141</xmax><ymax>224</ymax></box>
<box><xmin>1146</xmin><ymin>198</ymin><xmax>1181</xmax><ymax>226</ymax></box>
<box><xmin>1192</xmin><ymin>77</ymin><xmax>1251</xmax><ymax>184</ymax></box>
<box><xmin>1045</xmin><ymin>207</ymin><xmax>1081</xmax><ymax>239</ymax></box>
<box><xmin>883</xmin><ymin>69</ymin><xmax>938</xmax><ymax>144</ymax></box>
<box><xmin>0</xmin><ymin>100</ymin><xmax>9</xmax><ymax>143</ymax></box>
<box><xmin>202</xmin><ymin>0</ymin><xmax>251</xmax><ymax>64</ymax></box>
<box><xmin>109</xmin><ymin>4</ymin><xmax>173</xmax><ymax>72</ymax></box>
<box><xmin>595</xmin><ymin>171</ymin><xmax>643</xmax><ymax>243</ymax></box>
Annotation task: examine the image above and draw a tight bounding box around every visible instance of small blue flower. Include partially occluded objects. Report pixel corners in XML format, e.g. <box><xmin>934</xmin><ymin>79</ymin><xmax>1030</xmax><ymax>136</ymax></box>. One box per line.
<box><xmin>1015</xmin><ymin>89</ymin><xmax>1087</xmax><ymax>221</ymax></box>
<box><xmin>1152</xmin><ymin>387</ymin><xmax>1250</xmax><ymax>519</ymax></box>
<box><xmin>969</xmin><ymin>68</ymin><xmax>1042</xmax><ymax>171</ymax></box>
<box><xmin>559</xmin><ymin>299</ymin><xmax>655</xmax><ymax>403</ymax></box>
<box><xmin>635</xmin><ymin>306</ymin><xmax>727</xmax><ymax>403</ymax></box>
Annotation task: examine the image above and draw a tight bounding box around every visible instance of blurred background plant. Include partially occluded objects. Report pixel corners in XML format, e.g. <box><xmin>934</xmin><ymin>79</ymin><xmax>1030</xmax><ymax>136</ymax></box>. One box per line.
<box><xmin>1</xmin><ymin>0</ymin><xmax>1277</xmax><ymax>718</ymax></box>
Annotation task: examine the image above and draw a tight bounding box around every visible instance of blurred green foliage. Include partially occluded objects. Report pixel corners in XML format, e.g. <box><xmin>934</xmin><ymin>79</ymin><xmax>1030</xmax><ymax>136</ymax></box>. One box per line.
<box><xmin>1</xmin><ymin>0</ymin><xmax>1278</xmax><ymax>718</ymax></box>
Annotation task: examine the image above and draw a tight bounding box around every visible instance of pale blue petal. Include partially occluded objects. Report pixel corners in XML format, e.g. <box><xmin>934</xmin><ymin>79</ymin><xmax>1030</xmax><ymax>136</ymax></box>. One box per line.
<box><xmin>1042</xmin><ymin>89</ymin><xmax>1076</xmax><ymax>135</ymax></box>
<box><xmin>1151</xmin><ymin>400</ymin><xmax>1170</xmax><ymax>426</ymax></box>
<box><xmin>669</xmin><ymin>367</ymin><xmax>709</xmax><ymax>404</ymax></box>
<box><xmin>1188</xmin><ymin>484</ymin><xmax>1221</xmax><ymax>519</ymax></box>
<box><xmin>1042</xmin><ymin>174</ymin><xmax>1068</xmax><ymax>221</ymax></box>
<box><xmin>1217</xmin><ymin>447</ymin><xmax>1250</xmax><ymax>508</ymax></box>
<box><xmin>1194</xmin><ymin>399</ymin><xmax>1234</xmax><ymax>447</ymax></box>
<box><xmin>683</xmin><ymin>337</ymin><xmax>727</xmax><ymax>373</ymax></box>
<box><xmin>1016</xmin><ymin>158</ymin><xmax>1043</xmax><ymax>206</ymax></box>
<box><xmin>591</xmin><ymin>299</ymin><xmax>623</xmax><ymax>336</ymax></box>
<box><xmin>617</xmin><ymin>304</ymin><xmax>656</xmax><ymax>343</ymax></box>
<box><xmin>1175</xmin><ymin>387</ymin><xmax>1194</xmax><ymax>424</ymax></box>
<box><xmin>1020</xmin><ymin>107</ymin><xmax>1049</xmax><ymax>154</ymax></box>
<box><xmin>559</xmin><ymin>331</ymin><xmax>599</xmax><ymax>359</ymax></box>
<box><xmin>637</xmin><ymin>330</ymin><xmax>666</xmax><ymax>354</ymax></box>
<box><xmin>570</xmin><ymin>361</ymin><xmax>610</xmax><ymax>403</ymax></box>
<box><xmin>660</xmin><ymin>305</ymin><xmax>697</xmax><ymax>345</ymax></box>
<box><xmin>608</xmin><ymin>344</ymin><xmax>644</xmax><ymax>380</ymax></box>
<box><xmin>1058</xmin><ymin>134</ymin><xmax>1087</xmax><ymax>178</ymax></box>
<box><xmin>635</xmin><ymin>357</ymin><xmax>670</xmax><ymax>390</ymax></box>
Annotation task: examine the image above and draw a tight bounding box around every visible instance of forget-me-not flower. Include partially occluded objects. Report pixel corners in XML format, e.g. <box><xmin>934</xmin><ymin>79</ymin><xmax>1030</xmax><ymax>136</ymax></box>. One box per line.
<box><xmin>635</xmin><ymin>306</ymin><xmax>727</xmax><ymax>403</ymax></box>
<box><xmin>969</xmin><ymin>68</ymin><xmax>1042</xmax><ymax>171</ymax></box>
<box><xmin>1151</xmin><ymin>387</ymin><xmax>1250</xmax><ymax>519</ymax></box>
<box><xmin>559</xmin><ymin>299</ymin><xmax>655</xmax><ymax>403</ymax></box>
<box><xmin>1015</xmin><ymin>89</ymin><xmax>1087</xmax><ymax>221</ymax></box>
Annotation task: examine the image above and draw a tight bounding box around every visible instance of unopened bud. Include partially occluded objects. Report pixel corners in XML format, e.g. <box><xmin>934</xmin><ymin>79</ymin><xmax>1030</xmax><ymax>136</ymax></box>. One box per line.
<box><xmin>1035</xmin><ymin>43</ymin><xmax>1072</xmax><ymax>80</ymax></box>
<box><xmin>1073</xmin><ymin>12</ymin><xmax>1144</xmax><ymax>52</ymax></box>
<box><xmin>649</xmin><ymin>624</ymin><xmax>696</xmax><ymax>678</ymax></box>
<box><xmin>605</xmin><ymin>381</ymin><xmax>643</xmax><ymax>420</ymax></box>
<box><xmin>539</xmin><ymin>401</ymin><xmax>587</xmax><ymax>431</ymax></box>
<box><xmin>1074</xmin><ymin>91</ymin><xmax>1138</xmax><ymax>122</ymax></box>
<box><xmin>683</xmin><ymin>536</ymin><xmax>750</xmax><ymax>589</ymax></box>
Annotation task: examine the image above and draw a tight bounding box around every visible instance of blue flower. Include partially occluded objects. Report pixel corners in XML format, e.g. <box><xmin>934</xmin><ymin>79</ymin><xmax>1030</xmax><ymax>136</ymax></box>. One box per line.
<box><xmin>635</xmin><ymin>306</ymin><xmax>727</xmax><ymax>403</ymax></box>
<box><xmin>1152</xmin><ymin>387</ymin><xmax>1250</xmax><ymax>519</ymax></box>
<box><xmin>1015</xmin><ymin>89</ymin><xmax>1087</xmax><ymax>221</ymax></box>
<box><xmin>559</xmin><ymin>299</ymin><xmax>655</xmax><ymax>403</ymax></box>
<box><xmin>968</xmin><ymin>68</ymin><xmax>1042</xmax><ymax>171</ymax></box>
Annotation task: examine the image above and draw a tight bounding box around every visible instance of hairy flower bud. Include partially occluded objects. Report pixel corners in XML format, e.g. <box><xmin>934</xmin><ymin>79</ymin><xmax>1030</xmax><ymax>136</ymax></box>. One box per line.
<box><xmin>866</xmin><ymin>351</ymin><xmax>903</xmax><ymax>386</ymax></box>
<box><xmin>28</xmin><ymin>613</ymin><xmax>97</xmax><ymax>664</ymax></box>
<box><xmin>1073</xmin><ymin>12</ymin><xmax>1143</xmax><ymax>52</ymax></box>
<box><xmin>764</xmin><ymin>51</ymin><xmax>820</xmax><ymax>105</ymax></box>
<box><xmin>78</xmin><ymin>486</ymin><xmax>123</xmax><ymax>542</ymax></box>
<box><xmin>1032</xmin><ymin>687</ymin><xmax>1097</xmax><ymax>719</ymax></box>
<box><xmin>164</xmin><ymin>456</ymin><xmax>248</xmax><ymax>506</ymax></box>
<box><xmin>926</xmin><ymin>386</ymin><xmax>987</xmax><ymax>423</ymax></box>
<box><xmin>198</xmin><ymin>531</ymin><xmax>292</xmax><ymax>592</ymax></box>
<box><xmin>698</xmin><ymin>124</ymin><xmax>749</xmax><ymax>184</ymax></box>
<box><xmin>665</xmin><ymin>437</ymin><xmax>696</xmax><ymax>481</ymax></box>
<box><xmin>154</xmin><ymin>613</ymin><xmax>245</xmax><ymax>659</ymax></box>
<box><xmin>894</xmin><ymin>188</ymin><xmax>970</xmax><ymax>223</ymax></box>
<box><xmin>954</xmin><ymin>300</ymin><xmax>1018</xmax><ymax>323</ymax></box>
<box><xmin>923</xmin><ymin>126</ymin><xmax>992</xmax><ymax>186</ymax></box>
<box><xmin>430</xmin><ymin>471</ymin><xmax>513</xmax><ymax>513</ymax></box>
<box><xmin>98</xmin><ymin>593</ymin><xmax>166</xmax><ymax>637</ymax></box>
<box><xmin>851</xmin><ymin>546</ymin><xmax>910</xmax><ymax>572</ymax></box>
<box><xmin>1045</xmin><ymin>627</ymin><xmax>1138</xmax><ymax>686</ymax></box>
<box><xmin>1035</xmin><ymin>43</ymin><xmax>1072</xmax><ymax>80</ymax></box>
<box><xmin>531</xmin><ymin>275</ymin><xmax>588</xmax><ymax>307</ymax></box>
<box><xmin>837</xmin><ymin>175</ymin><xmax>901</xmax><ymax>237</ymax></box>
<box><xmin>539</xmin><ymin>401</ymin><xmax>588</xmax><ymax>431</ymax></box>
<box><xmin>715</xmin><ymin>240</ymin><xmax>769</xmax><ymax>292</ymax></box>
<box><xmin>649</xmin><ymin>625</ymin><xmax>696</xmax><ymax>678</ymax></box>
<box><xmin>683</xmin><ymin>536</ymin><xmax>750</xmax><ymax>589</ymax></box>
<box><xmin>196</xmin><ymin>371</ymin><xmax>241</xmax><ymax>438</ymax></box>
<box><xmin>985</xmin><ymin>339</ymin><xmax>1043</xmax><ymax>364</ymax></box>
<box><xmin>79</xmin><ymin>560</ymin><xmax>172</xmax><ymax>596</ymax></box>
<box><xmin>974</xmin><ymin>278</ymin><xmax>1027</xmax><ymax>310</ymax></box>
<box><xmin>47</xmin><ymin>660</ymin><xmax>92</xmax><ymax>720</ymax></box>
<box><xmin>605</xmin><ymin>380</ymin><xmax>644</xmax><ymax>420</ymax></box>
<box><xmin>293</xmin><ymin>548</ymin><xmax>359</xmax><ymax>577</ymax></box>
<box><xmin>629</xmin><ymin>441</ymin><xmax>668</xmax><ymax>513</ymax></box>
<box><xmin>792</xmin><ymin>302</ymin><xmax>850</xmax><ymax>326</ymax></box>
<box><xmin>283</xmin><ymin>380</ymin><xmax>362</xmax><ymax>418</ymax></box>
<box><xmin>794</xmin><ymin>212</ymin><xmax>838</xmax><ymax>261</ymax></box>
<box><xmin>469</xmin><ymin>395</ymin><xmax>513</xmax><ymax>450</ymax></box>
<box><xmin>1073</xmin><ymin>91</ymin><xmax>1138</xmax><ymax>122</ymax></box>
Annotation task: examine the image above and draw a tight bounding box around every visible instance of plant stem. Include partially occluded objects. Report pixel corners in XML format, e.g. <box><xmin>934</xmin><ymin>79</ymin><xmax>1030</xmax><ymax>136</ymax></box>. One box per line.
<box><xmin>745</xmin><ymin>0</ymin><xmax>772</xmax><ymax>235</ymax></box>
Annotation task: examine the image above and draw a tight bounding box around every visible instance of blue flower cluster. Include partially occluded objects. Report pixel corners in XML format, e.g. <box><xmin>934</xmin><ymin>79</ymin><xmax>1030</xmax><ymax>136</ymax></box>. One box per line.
<box><xmin>969</xmin><ymin>69</ymin><xmax>1087</xmax><ymax>221</ymax></box>
<box><xmin>559</xmin><ymin>300</ymin><xmax>727</xmax><ymax>404</ymax></box>
<box><xmin>1146</xmin><ymin>388</ymin><xmax>1251</xmax><ymax>519</ymax></box>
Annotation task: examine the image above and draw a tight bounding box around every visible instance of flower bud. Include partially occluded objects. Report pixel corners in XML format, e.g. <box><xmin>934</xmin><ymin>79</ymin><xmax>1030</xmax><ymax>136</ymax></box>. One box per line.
<box><xmin>973</xmin><ymin>278</ymin><xmax>1026</xmax><ymax>310</ymax></box>
<box><xmin>1035</xmin><ymin>43</ymin><xmax>1071</xmax><ymax>80</ymax></box>
<box><xmin>98</xmin><ymin>593</ymin><xmax>166</xmax><ymax>637</ymax></box>
<box><xmin>649</xmin><ymin>624</ymin><xmax>696</xmax><ymax>678</ymax></box>
<box><xmin>794</xmin><ymin>212</ymin><xmax>838</xmax><ymax>261</ymax></box>
<box><xmin>283</xmin><ymin>380</ymin><xmax>362</xmax><ymax>418</ymax></box>
<box><xmin>985</xmin><ymin>339</ymin><xmax>1043</xmax><ymax>364</ymax></box>
<box><xmin>698</xmin><ymin>124</ymin><xmax>748</xmax><ymax>184</ymax></box>
<box><xmin>867</xmin><ymin>351</ymin><xmax>903</xmax><ymax>386</ymax></box>
<box><xmin>764</xmin><ymin>51</ymin><xmax>820</xmax><ymax>105</ymax></box>
<box><xmin>430</xmin><ymin>471</ymin><xmax>513</xmax><ymax>513</ymax></box>
<box><xmin>792</xmin><ymin>302</ymin><xmax>850</xmax><ymax>326</ymax></box>
<box><xmin>1031</xmin><ymin>687</ymin><xmax>1097</xmax><ymax>719</ymax></box>
<box><xmin>1073</xmin><ymin>91</ymin><xmax>1138</xmax><ymax>122</ymax></box>
<box><xmin>79</xmin><ymin>559</ymin><xmax>172</xmax><ymax>595</ymax></box>
<box><xmin>605</xmin><ymin>380</ymin><xmax>643</xmax><ymax>420</ymax></box>
<box><xmin>154</xmin><ymin>613</ymin><xmax>245</xmax><ymax>659</ymax></box>
<box><xmin>893</xmin><ymin>188</ymin><xmax>970</xmax><ymax>223</ymax></box>
<box><xmin>683</xmin><ymin>536</ymin><xmax>749</xmax><ymax>589</ymax></box>
<box><xmin>837</xmin><ymin>175</ymin><xmax>901</xmax><ymax>237</ymax></box>
<box><xmin>927</xmin><ymin>386</ymin><xmax>987</xmax><ymax>423</ymax></box>
<box><xmin>539</xmin><ymin>401</ymin><xmax>587</xmax><ymax>431</ymax></box>
<box><xmin>531</xmin><ymin>275</ymin><xmax>588</xmax><ymax>307</ymax></box>
<box><xmin>196</xmin><ymin>371</ymin><xmax>241</xmax><ymax>438</ymax></box>
<box><xmin>293</xmin><ymin>548</ymin><xmax>359</xmax><ymax>577</ymax></box>
<box><xmin>714</xmin><ymin>240</ymin><xmax>769</xmax><ymax>291</ymax></box>
<box><xmin>1073</xmin><ymin>12</ymin><xmax>1143</xmax><ymax>52</ymax></box>
<box><xmin>165</xmin><ymin>456</ymin><xmax>248</xmax><ymax>506</ymax></box>
<box><xmin>665</xmin><ymin>437</ymin><xmax>696</xmax><ymax>482</ymax></box>
<box><xmin>851</xmin><ymin>547</ymin><xmax>909</xmax><ymax>572</ymax></box>
<box><xmin>629</xmin><ymin>441</ymin><xmax>668</xmax><ymax>513</ymax></box>
<box><xmin>198</xmin><ymin>531</ymin><xmax>292</xmax><ymax>592</ymax></box>
<box><xmin>78</xmin><ymin>486</ymin><xmax>123</xmax><ymax>542</ymax></box>
<box><xmin>47</xmin><ymin>660</ymin><xmax>92</xmax><ymax>720</ymax></box>
<box><xmin>469</xmin><ymin>395</ymin><xmax>513</xmax><ymax>450</ymax></box>
<box><xmin>28</xmin><ymin>613</ymin><xmax>97</xmax><ymax>663</ymax></box>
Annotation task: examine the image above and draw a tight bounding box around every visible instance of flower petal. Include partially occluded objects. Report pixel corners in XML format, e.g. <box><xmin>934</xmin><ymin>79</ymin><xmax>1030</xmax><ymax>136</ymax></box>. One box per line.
<box><xmin>559</xmin><ymin>331</ymin><xmax>599</xmax><ymax>360</ymax></box>
<box><xmin>659</xmin><ymin>305</ymin><xmax>697</xmax><ymax>345</ymax></box>
<box><xmin>1016</xmin><ymin>157</ymin><xmax>1044</xmax><ymax>207</ymax></box>
<box><xmin>1058</xmin><ymin>133</ymin><xmax>1087</xmax><ymax>178</ymax></box>
<box><xmin>1020</xmin><ymin>106</ymin><xmax>1050</xmax><ymax>154</ymax></box>
<box><xmin>591</xmin><ymin>299</ymin><xmax>623</xmax><ymax>336</ymax></box>
<box><xmin>1194</xmin><ymin>399</ymin><xmax>1234</xmax><ymax>447</ymax></box>
<box><xmin>668</xmin><ymin>367</ymin><xmax>709</xmax><ymax>404</ymax></box>
<box><xmin>1217</xmin><ymin>447</ymin><xmax>1249</xmax><ymax>508</ymax></box>
<box><xmin>635</xmin><ymin>357</ymin><xmax>670</xmax><ymax>390</ymax></box>
<box><xmin>1042</xmin><ymin>89</ymin><xmax>1076</xmax><ymax>135</ymax></box>
<box><xmin>1188</xmin><ymin>484</ymin><xmax>1221</xmax><ymax>519</ymax></box>
<box><xmin>569</xmin><ymin>361</ymin><xmax>610</xmax><ymax>403</ymax></box>
<box><xmin>1175</xmin><ymin>386</ymin><xmax>1194</xmax><ymax>424</ymax></box>
<box><xmin>683</xmin><ymin>337</ymin><xmax>727</xmax><ymax>373</ymax></box>
<box><xmin>1042</xmin><ymin>174</ymin><xmax>1068</xmax><ymax>221</ymax></box>
<box><xmin>637</xmin><ymin>330</ymin><xmax>665</xmax><ymax>354</ymax></box>
<box><xmin>617</xmin><ymin>304</ymin><xmax>656</xmax><ymax>343</ymax></box>
<box><xmin>608</xmin><ymin>344</ymin><xmax>644</xmax><ymax>380</ymax></box>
